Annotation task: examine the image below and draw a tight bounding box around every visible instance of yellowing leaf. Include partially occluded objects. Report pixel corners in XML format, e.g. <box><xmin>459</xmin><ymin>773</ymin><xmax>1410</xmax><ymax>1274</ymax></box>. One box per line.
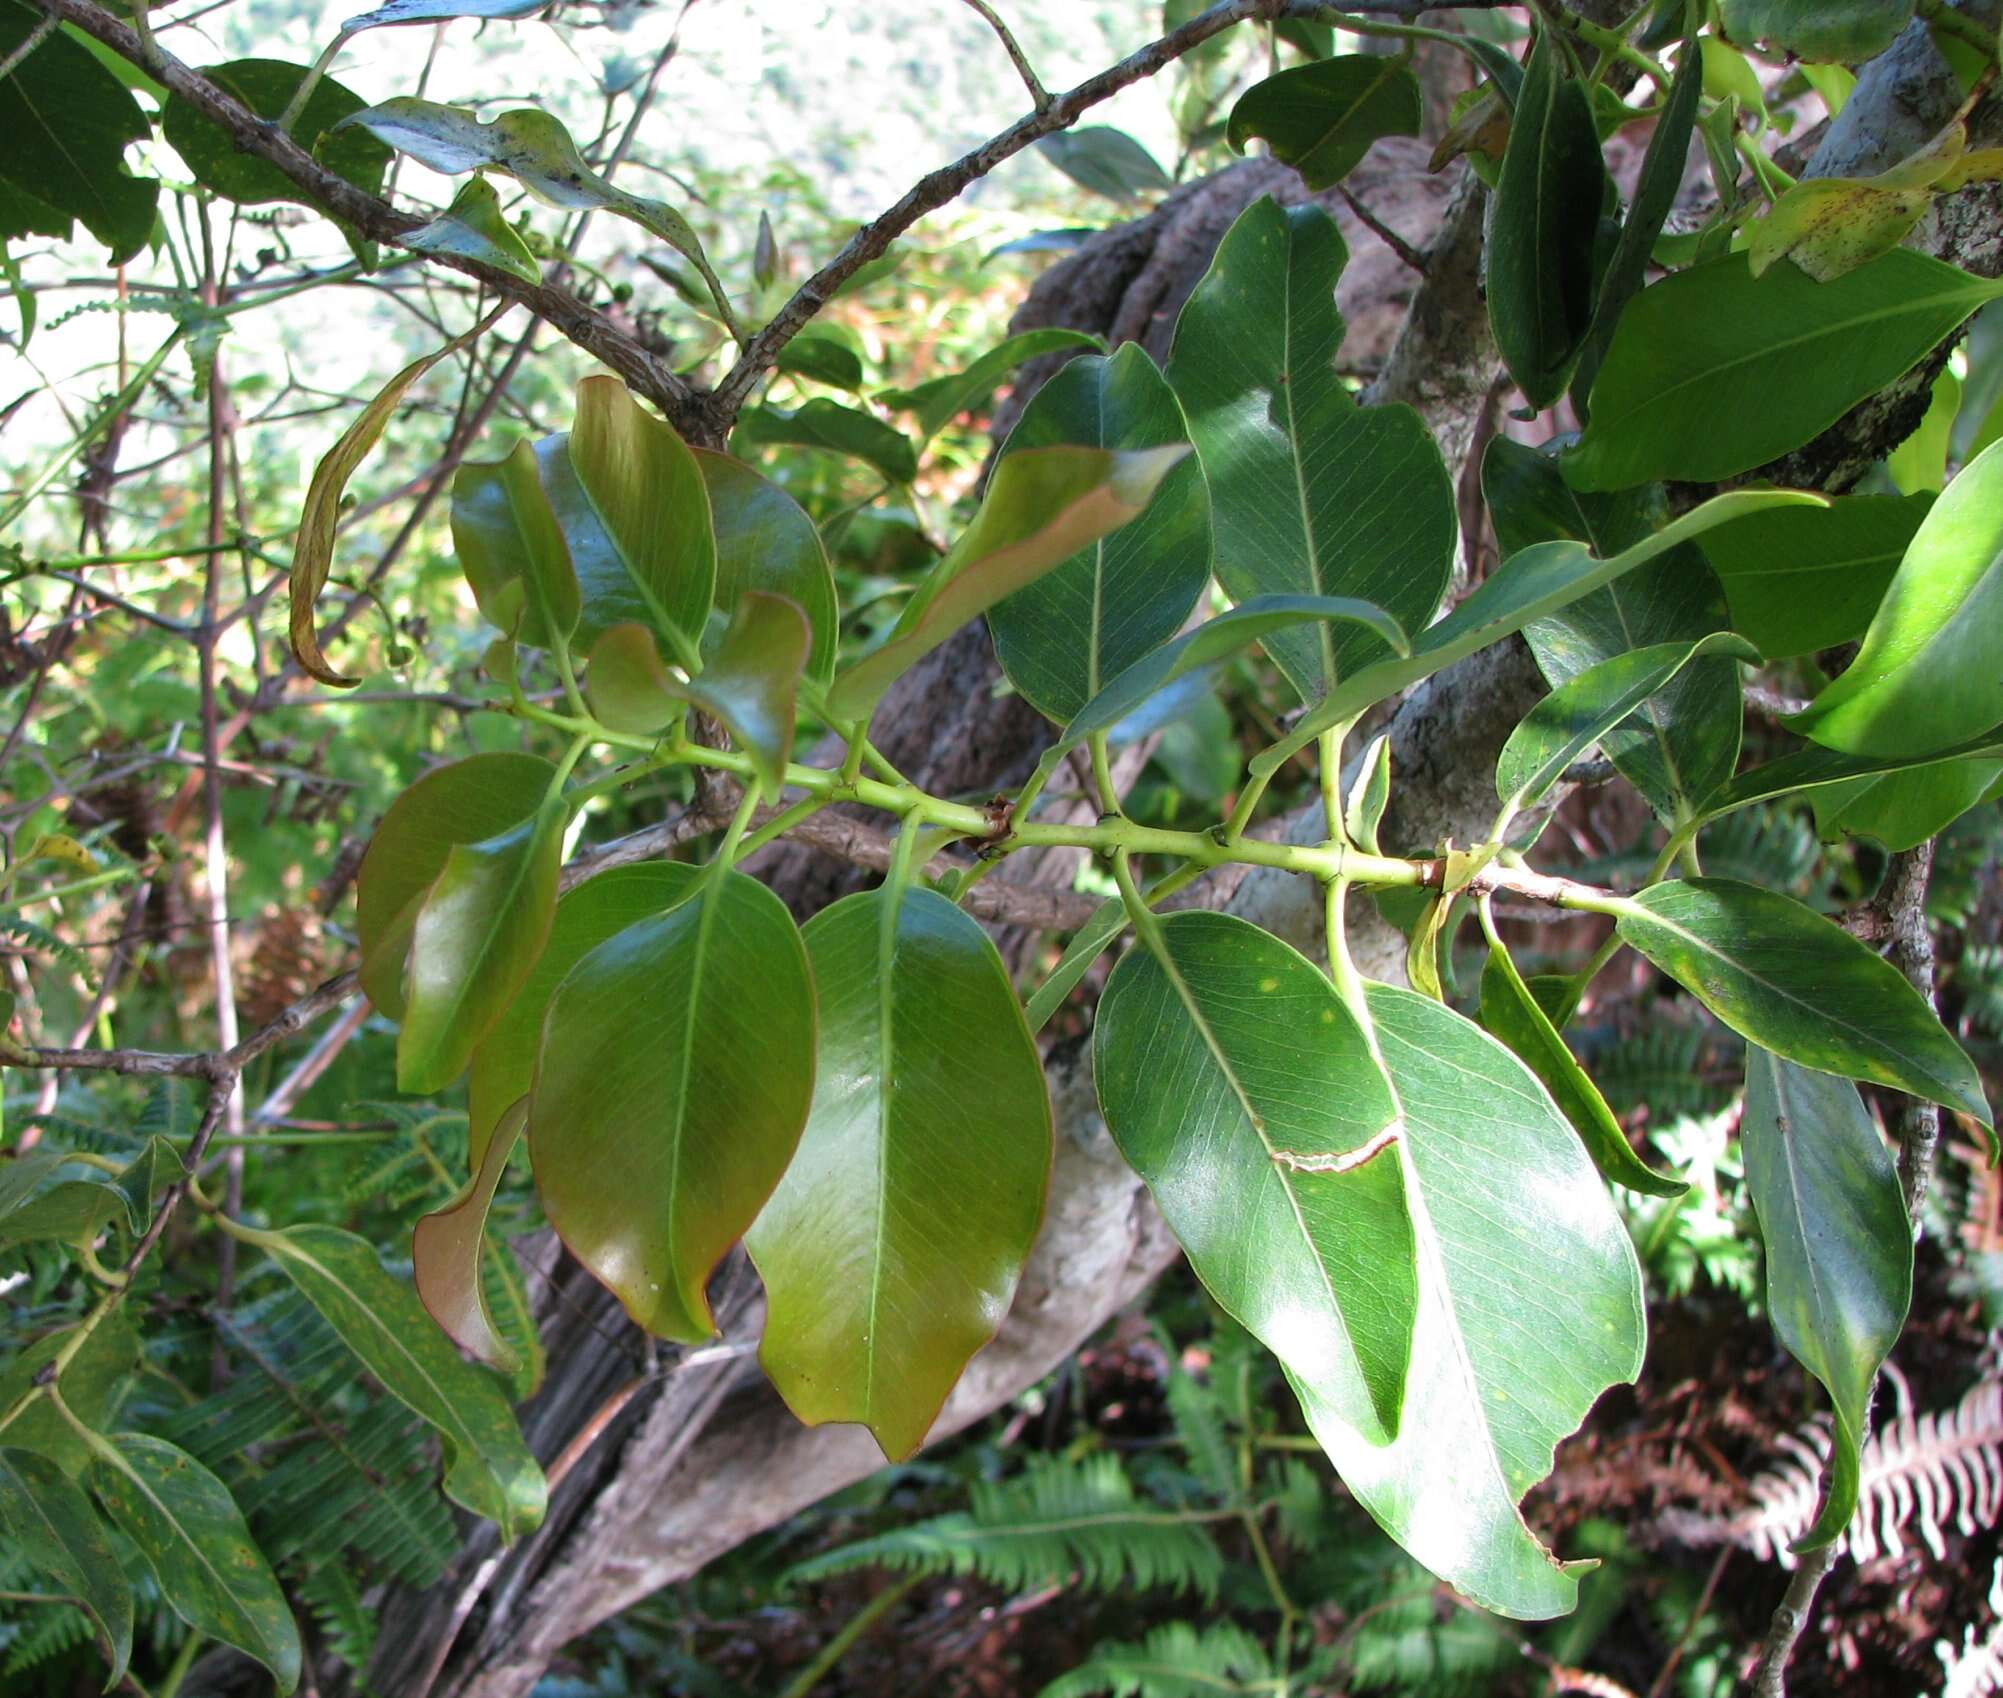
<box><xmin>290</xmin><ymin>308</ymin><xmax>507</xmax><ymax>684</ymax></box>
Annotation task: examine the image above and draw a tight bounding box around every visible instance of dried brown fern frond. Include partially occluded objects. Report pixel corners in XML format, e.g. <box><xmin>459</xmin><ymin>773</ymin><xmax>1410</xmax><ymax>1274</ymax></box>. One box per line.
<box><xmin>1663</xmin><ymin>1372</ymin><xmax>2003</xmax><ymax>1569</ymax></box>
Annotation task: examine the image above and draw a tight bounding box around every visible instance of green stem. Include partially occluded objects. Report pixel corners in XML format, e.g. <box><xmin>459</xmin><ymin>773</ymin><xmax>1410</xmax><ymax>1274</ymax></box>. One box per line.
<box><xmin>275</xmin><ymin>30</ymin><xmax>352</xmax><ymax>138</ymax></box>
<box><xmin>1088</xmin><ymin>730</ymin><xmax>1123</xmax><ymax>817</ymax></box>
<box><xmin>774</xmin><ymin>1574</ymin><xmax>922</xmax><ymax>1698</ymax></box>
<box><xmin>734</xmin><ymin>793</ymin><xmax>830</xmax><ymax>861</ymax></box>
<box><xmin>155</xmin><ymin>1628</ymin><xmax>205</xmax><ymax>1698</ymax></box>
<box><xmin>1</xmin><ymin>867</ymin><xmax>141</xmax><ymax>911</ymax></box>
<box><xmin>1918</xmin><ymin>0</ymin><xmax>2003</xmax><ymax>65</ymax></box>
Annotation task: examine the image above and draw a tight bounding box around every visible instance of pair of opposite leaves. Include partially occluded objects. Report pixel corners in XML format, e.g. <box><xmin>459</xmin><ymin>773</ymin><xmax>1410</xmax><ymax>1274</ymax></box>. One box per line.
<box><xmin>389</xmin><ymin>848</ymin><xmax>1055</xmax><ymax>1466</ymax></box>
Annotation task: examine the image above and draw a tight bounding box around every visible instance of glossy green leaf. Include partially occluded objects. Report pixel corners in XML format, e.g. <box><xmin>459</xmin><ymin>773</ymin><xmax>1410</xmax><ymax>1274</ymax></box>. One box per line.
<box><xmin>1094</xmin><ymin>912</ymin><xmax>1415</xmax><ymax>1441</ymax></box>
<box><xmin>586</xmin><ymin>593</ymin><xmax>809</xmax><ymax>795</ymax></box>
<box><xmin>531</xmin><ymin>870</ymin><xmax>815</xmax><ymax>1342</ymax></box>
<box><xmin>1741</xmin><ymin>1047</ymin><xmax>1911</xmax><ymax>1548</ymax></box>
<box><xmin>0</xmin><ymin>0</ymin><xmax>156</xmax><ymax>261</ymax></box>
<box><xmin>1049</xmin><ymin>596</ymin><xmax>1407</xmax><ymax>766</ymax></box>
<box><xmin>1574</xmin><ymin>32</ymin><xmax>1701</xmax><ymax>414</ymax></box>
<box><xmin>344</xmin><ymin>0</ymin><xmax>542</xmax><ymax>29</ymax></box>
<box><xmin>734</xmin><ymin>400</ymin><xmax>918</xmax><ymax>485</ymax></box>
<box><xmin>1495</xmin><ymin>634</ymin><xmax>1758</xmax><ymax>827</ymax></box>
<box><xmin>1719</xmin><ymin>0</ymin><xmax>1915</xmax><ymax>62</ymax></box>
<box><xmin>0</xmin><ymin>1317</ymin><xmax>139</xmax><ymax>1477</ymax></box>
<box><xmin>1791</xmin><ymin>438</ymin><xmax>2003</xmax><ymax>758</ymax></box>
<box><xmin>1697</xmin><ymin>493</ymin><xmax>1930</xmax><ymax>658</ymax></box>
<box><xmin>829</xmin><ymin>443</ymin><xmax>1186</xmax><ymax>723</ymax></box>
<box><xmin>1166</xmin><ymin>197</ymin><xmax>1455</xmax><ymax>702</ymax></box>
<box><xmin>414</xmin><ymin>1100</ymin><xmax>526</xmax><ymax>1371</ymax></box>
<box><xmin>1616</xmin><ymin>879</ymin><xmax>1992</xmax><ymax>1129</ymax></box>
<box><xmin>1251</xmin><ymin>488</ymin><xmax>1815</xmax><ymax>780</ymax></box>
<box><xmin>398</xmin><ymin>792</ymin><xmax>565</xmax><ymax>1094</ymax></box>
<box><xmin>1811</xmin><ymin>757</ymin><xmax>2003</xmax><ymax>851</ymax></box>
<box><xmin>0</xmin><ymin>1136</ymin><xmax>184</xmax><ymax>1247</ymax></box>
<box><xmin>339</xmin><ymin>99</ymin><xmax>736</xmax><ymax>328</ymax></box>
<box><xmin>290</xmin><ymin>313</ymin><xmax>497</xmax><ymax>685</ymax></box>
<box><xmin>262</xmin><ymin>1224</ymin><xmax>546</xmax><ymax>1538</ymax></box>
<box><xmin>775</xmin><ymin>332</ymin><xmax>866</xmax><ymax>392</ymax></box>
<box><xmin>746</xmin><ymin>887</ymin><xmax>1052</xmax><ymax>1461</ymax></box>
<box><xmin>1692</xmin><ymin>730</ymin><xmax>2003</xmax><ymax>828</ymax></box>
<box><xmin>1479</xmin><ymin>942</ymin><xmax>1685</xmax><ymax>1197</ymax></box>
<box><xmin>878</xmin><ymin>327</ymin><xmax>1105</xmax><ymax>444</ymax></box>
<box><xmin>405</xmin><ymin>176</ymin><xmax>540</xmax><ymax>284</ymax></box>
<box><xmin>986</xmin><ymin>345</ymin><xmax>1212</xmax><ymax>723</ymax></box>
<box><xmin>91</xmin><ymin>1435</ymin><xmax>300</xmax><ymax>1693</ymax></box>
<box><xmin>695</xmin><ymin>447</ymin><xmax>839</xmax><ymax>684</ymax></box>
<box><xmin>356</xmin><ymin>751</ymin><xmax>554</xmax><ymax>1020</ymax></box>
<box><xmin>451</xmin><ymin>439</ymin><xmax>581</xmax><ymax>648</ymax></box>
<box><xmin>1035</xmin><ymin>127</ymin><xmax>1172</xmax><ymax>201</ymax></box>
<box><xmin>1484</xmin><ymin>439</ymin><xmax>1744</xmax><ymax>824</ymax></box>
<box><xmin>1489</xmin><ymin>32</ymin><xmax>1608</xmax><ymax>409</ymax></box>
<box><xmin>464</xmin><ymin>863</ymin><xmax>694</xmax><ymax>1167</ymax></box>
<box><xmin>164</xmin><ymin>60</ymin><xmax>388</xmax><ymax>208</ymax></box>
<box><xmin>1225</xmin><ymin>54</ymin><xmax>1423</xmax><ymax>189</ymax></box>
<box><xmin>557</xmin><ymin>374</ymin><xmax>717</xmax><ymax>660</ymax></box>
<box><xmin>1564</xmin><ymin>251</ymin><xmax>2003</xmax><ymax>491</ymax></box>
<box><xmin>0</xmin><ymin>1447</ymin><xmax>133</xmax><ymax>1684</ymax></box>
<box><xmin>1288</xmin><ymin>986</ymin><xmax>1644</xmax><ymax>1619</ymax></box>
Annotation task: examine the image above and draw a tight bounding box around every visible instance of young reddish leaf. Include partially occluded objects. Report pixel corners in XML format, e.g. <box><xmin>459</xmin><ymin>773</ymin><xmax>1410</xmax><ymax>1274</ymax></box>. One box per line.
<box><xmin>466</xmin><ymin>862</ymin><xmax>698</xmax><ymax>1165</ymax></box>
<box><xmin>414</xmin><ymin>1099</ymin><xmax>527</xmax><ymax>1371</ymax></box>
<box><xmin>558</xmin><ymin>374</ymin><xmax>716</xmax><ymax>656</ymax></box>
<box><xmin>828</xmin><ymin>443</ymin><xmax>1188</xmax><ymax>724</ymax></box>
<box><xmin>746</xmin><ymin>887</ymin><xmax>1052</xmax><ymax>1460</ymax></box>
<box><xmin>586</xmin><ymin>591</ymin><xmax>811</xmax><ymax>795</ymax></box>
<box><xmin>398</xmin><ymin>793</ymin><xmax>565</xmax><ymax>1095</ymax></box>
<box><xmin>451</xmin><ymin>438</ymin><xmax>581</xmax><ymax>646</ymax></box>
<box><xmin>530</xmin><ymin>871</ymin><xmax>816</xmax><ymax>1342</ymax></box>
<box><xmin>356</xmin><ymin>752</ymin><xmax>555</xmax><ymax>1021</ymax></box>
<box><xmin>695</xmin><ymin>447</ymin><xmax>840</xmax><ymax>683</ymax></box>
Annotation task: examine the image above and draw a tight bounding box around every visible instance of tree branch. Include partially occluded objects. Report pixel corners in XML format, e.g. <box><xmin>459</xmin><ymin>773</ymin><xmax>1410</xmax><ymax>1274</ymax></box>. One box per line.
<box><xmin>36</xmin><ymin>0</ymin><xmax>705</xmax><ymax>428</ymax></box>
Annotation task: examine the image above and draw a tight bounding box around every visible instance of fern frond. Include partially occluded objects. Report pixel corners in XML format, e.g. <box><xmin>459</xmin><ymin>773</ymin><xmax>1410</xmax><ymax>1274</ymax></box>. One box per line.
<box><xmin>786</xmin><ymin>1453</ymin><xmax>1225</xmax><ymax>1600</ymax></box>
<box><xmin>1701</xmin><ymin>806</ymin><xmax>1825</xmax><ymax>895</ymax></box>
<box><xmin>164</xmin><ymin>1287</ymin><xmax>456</xmax><ymax>1586</ymax></box>
<box><xmin>1165</xmin><ymin>1369</ymin><xmax>1238</xmax><ymax>1506</ymax></box>
<box><xmin>1264</xmin><ymin>1458</ymin><xmax>1324</xmax><ymax>1554</ymax></box>
<box><xmin>1586</xmin><ymin>1026</ymin><xmax>1727</xmax><ymax>1122</ymax></box>
<box><xmin>1674</xmin><ymin>1373</ymin><xmax>2003</xmax><ymax>1567</ymax></box>
<box><xmin>1038</xmin><ymin>1622</ymin><xmax>1272</xmax><ymax>1698</ymax></box>
<box><xmin>0</xmin><ymin>913</ymin><xmax>96</xmax><ymax>986</ymax></box>
<box><xmin>298</xmin><ymin>1563</ymin><xmax>376</xmax><ymax>1673</ymax></box>
<box><xmin>2</xmin><ymin>1600</ymin><xmax>94</xmax><ymax>1677</ymax></box>
<box><xmin>1938</xmin><ymin>1556</ymin><xmax>2003</xmax><ymax>1698</ymax></box>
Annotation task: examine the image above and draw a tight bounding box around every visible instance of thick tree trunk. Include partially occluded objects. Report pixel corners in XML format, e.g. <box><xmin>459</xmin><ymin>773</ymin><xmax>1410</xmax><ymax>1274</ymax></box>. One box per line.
<box><xmin>338</xmin><ymin>155</ymin><xmax>1507</xmax><ymax>1698</ymax></box>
